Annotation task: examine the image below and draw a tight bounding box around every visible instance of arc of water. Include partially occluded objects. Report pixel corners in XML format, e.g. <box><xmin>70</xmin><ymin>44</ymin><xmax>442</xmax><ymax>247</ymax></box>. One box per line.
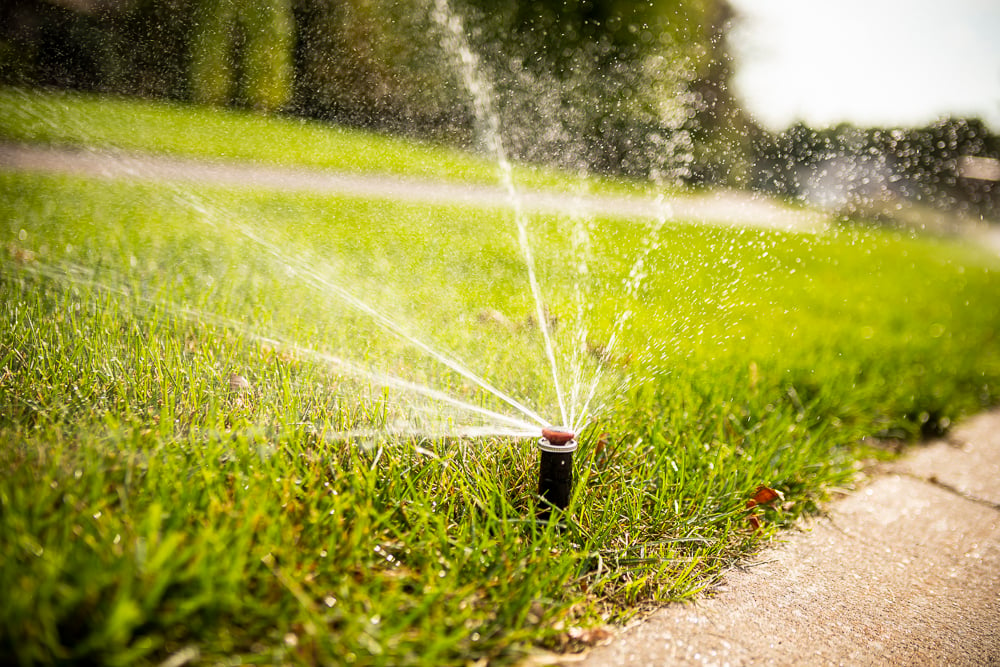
<box><xmin>564</xmin><ymin>185</ymin><xmax>594</xmax><ymax>431</ymax></box>
<box><xmin>328</xmin><ymin>425</ymin><xmax>541</xmax><ymax>441</ymax></box>
<box><xmin>231</xmin><ymin>222</ymin><xmax>549</xmax><ymax>428</ymax></box>
<box><xmin>24</xmin><ymin>258</ymin><xmax>540</xmax><ymax>435</ymax></box>
<box><xmin>430</xmin><ymin>0</ymin><xmax>568</xmax><ymax>429</ymax></box>
<box><xmin>244</xmin><ymin>332</ymin><xmax>540</xmax><ymax>434</ymax></box>
<box><xmin>14</xmin><ymin>91</ymin><xmax>553</xmax><ymax>436</ymax></box>
<box><xmin>168</xmin><ymin>189</ymin><xmax>550</xmax><ymax>429</ymax></box>
<box><xmin>572</xmin><ymin>196</ymin><xmax>670</xmax><ymax>434</ymax></box>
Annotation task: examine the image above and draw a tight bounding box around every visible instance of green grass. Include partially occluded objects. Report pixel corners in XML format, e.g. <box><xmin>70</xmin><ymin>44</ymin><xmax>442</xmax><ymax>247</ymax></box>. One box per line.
<box><xmin>2</xmin><ymin>92</ymin><xmax>1000</xmax><ymax>666</ymax></box>
<box><xmin>0</xmin><ymin>87</ymin><xmax>651</xmax><ymax>196</ymax></box>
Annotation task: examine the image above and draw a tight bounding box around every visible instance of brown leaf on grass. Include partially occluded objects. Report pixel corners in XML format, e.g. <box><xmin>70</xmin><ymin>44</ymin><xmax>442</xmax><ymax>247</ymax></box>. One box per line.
<box><xmin>746</xmin><ymin>485</ymin><xmax>784</xmax><ymax>530</ymax></box>
<box><xmin>745</xmin><ymin>485</ymin><xmax>784</xmax><ymax>509</ymax></box>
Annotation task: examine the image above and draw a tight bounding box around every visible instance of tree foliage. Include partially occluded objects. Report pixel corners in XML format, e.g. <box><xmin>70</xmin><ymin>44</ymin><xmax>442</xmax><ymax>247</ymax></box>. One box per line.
<box><xmin>752</xmin><ymin>118</ymin><xmax>1000</xmax><ymax>220</ymax></box>
<box><xmin>190</xmin><ymin>0</ymin><xmax>294</xmax><ymax>111</ymax></box>
<box><xmin>438</xmin><ymin>0</ymin><xmax>745</xmax><ymax>181</ymax></box>
<box><xmin>0</xmin><ymin>0</ymin><xmax>745</xmax><ymax>182</ymax></box>
<box><xmin>291</xmin><ymin>0</ymin><xmax>462</xmax><ymax>136</ymax></box>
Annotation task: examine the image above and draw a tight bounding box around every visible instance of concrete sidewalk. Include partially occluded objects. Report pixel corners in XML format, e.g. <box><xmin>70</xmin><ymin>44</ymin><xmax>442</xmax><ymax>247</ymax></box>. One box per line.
<box><xmin>579</xmin><ymin>410</ymin><xmax>1000</xmax><ymax>666</ymax></box>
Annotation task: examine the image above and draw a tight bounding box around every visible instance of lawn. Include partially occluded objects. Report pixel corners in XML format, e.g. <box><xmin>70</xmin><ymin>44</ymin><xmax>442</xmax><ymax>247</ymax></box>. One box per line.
<box><xmin>0</xmin><ymin>87</ymin><xmax>653</xmax><ymax>197</ymax></box>
<box><xmin>1</xmin><ymin>90</ymin><xmax>999</xmax><ymax>665</ymax></box>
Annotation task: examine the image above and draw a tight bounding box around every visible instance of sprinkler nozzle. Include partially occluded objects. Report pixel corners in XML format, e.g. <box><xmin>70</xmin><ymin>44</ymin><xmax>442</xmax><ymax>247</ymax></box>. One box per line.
<box><xmin>537</xmin><ymin>426</ymin><xmax>577</xmax><ymax>520</ymax></box>
<box><xmin>540</xmin><ymin>427</ymin><xmax>576</xmax><ymax>447</ymax></box>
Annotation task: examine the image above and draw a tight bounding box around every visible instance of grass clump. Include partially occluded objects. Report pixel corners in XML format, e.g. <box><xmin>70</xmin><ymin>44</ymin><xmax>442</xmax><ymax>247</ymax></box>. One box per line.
<box><xmin>1</xmin><ymin>93</ymin><xmax>1000</xmax><ymax>665</ymax></box>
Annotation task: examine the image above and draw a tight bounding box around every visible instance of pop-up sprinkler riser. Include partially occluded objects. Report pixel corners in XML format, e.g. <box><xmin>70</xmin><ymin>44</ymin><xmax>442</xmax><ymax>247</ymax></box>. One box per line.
<box><xmin>537</xmin><ymin>426</ymin><xmax>576</xmax><ymax>519</ymax></box>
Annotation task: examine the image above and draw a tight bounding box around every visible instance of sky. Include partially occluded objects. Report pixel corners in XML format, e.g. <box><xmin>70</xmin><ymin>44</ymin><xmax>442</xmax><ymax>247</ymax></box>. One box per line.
<box><xmin>726</xmin><ymin>0</ymin><xmax>1000</xmax><ymax>132</ymax></box>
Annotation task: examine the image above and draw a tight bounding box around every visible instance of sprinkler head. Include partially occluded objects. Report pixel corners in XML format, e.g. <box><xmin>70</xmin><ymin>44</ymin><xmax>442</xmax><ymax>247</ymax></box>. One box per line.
<box><xmin>540</xmin><ymin>427</ymin><xmax>575</xmax><ymax>447</ymax></box>
<box><xmin>537</xmin><ymin>426</ymin><xmax>577</xmax><ymax>520</ymax></box>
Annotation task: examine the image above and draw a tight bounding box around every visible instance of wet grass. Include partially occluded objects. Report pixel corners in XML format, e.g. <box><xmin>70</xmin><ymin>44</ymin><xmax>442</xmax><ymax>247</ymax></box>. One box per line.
<box><xmin>2</xmin><ymin>94</ymin><xmax>1000</xmax><ymax>666</ymax></box>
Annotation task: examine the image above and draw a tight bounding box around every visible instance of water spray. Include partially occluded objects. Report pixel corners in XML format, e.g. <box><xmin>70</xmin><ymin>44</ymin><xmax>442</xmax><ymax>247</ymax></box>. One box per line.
<box><xmin>537</xmin><ymin>426</ymin><xmax>577</xmax><ymax>520</ymax></box>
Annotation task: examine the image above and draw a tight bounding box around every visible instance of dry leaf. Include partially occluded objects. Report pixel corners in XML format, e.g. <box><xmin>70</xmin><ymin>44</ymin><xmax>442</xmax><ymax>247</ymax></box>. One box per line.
<box><xmin>746</xmin><ymin>485</ymin><xmax>783</xmax><ymax>509</ymax></box>
<box><xmin>746</xmin><ymin>485</ymin><xmax>783</xmax><ymax>530</ymax></box>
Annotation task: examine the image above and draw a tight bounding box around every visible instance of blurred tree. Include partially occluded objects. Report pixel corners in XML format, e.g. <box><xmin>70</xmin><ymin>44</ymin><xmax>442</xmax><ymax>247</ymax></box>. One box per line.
<box><xmin>0</xmin><ymin>0</ymin><xmax>106</xmax><ymax>90</ymax></box>
<box><xmin>291</xmin><ymin>0</ymin><xmax>462</xmax><ymax>138</ymax></box>
<box><xmin>452</xmin><ymin>0</ymin><xmax>748</xmax><ymax>185</ymax></box>
<box><xmin>890</xmin><ymin>117</ymin><xmax>999</xmax><ymax>218</ymax></box>
<box><xmin>190</xmin><ymin>0</ymin><xmax>294</xmax><ymax>111</ymax></box>
<box><xmin>106</xmin><ymin>0</ymin><xmax>194</xmax><ymax>99</ymax></box>
<box><xmin>1</xmin><ymin>0</ymin><xmax>191</xmax><ymax>98</ymax></box>
<box><xmin>750</xmin><ymin>118</ymin><xmax>999</xmax><ymax>221</ymax></box>
<box><xmin>2</xmin><ymin>0</ymin><xmax>756</xmax><ymax>185</ymax></box>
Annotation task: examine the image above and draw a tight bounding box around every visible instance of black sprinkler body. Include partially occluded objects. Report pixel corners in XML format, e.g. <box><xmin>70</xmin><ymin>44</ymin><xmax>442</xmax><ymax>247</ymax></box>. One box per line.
<box><xmin>538</xmin><ymin>427</ymin><xmax>576</xmax><ymax>519</ymax></box>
